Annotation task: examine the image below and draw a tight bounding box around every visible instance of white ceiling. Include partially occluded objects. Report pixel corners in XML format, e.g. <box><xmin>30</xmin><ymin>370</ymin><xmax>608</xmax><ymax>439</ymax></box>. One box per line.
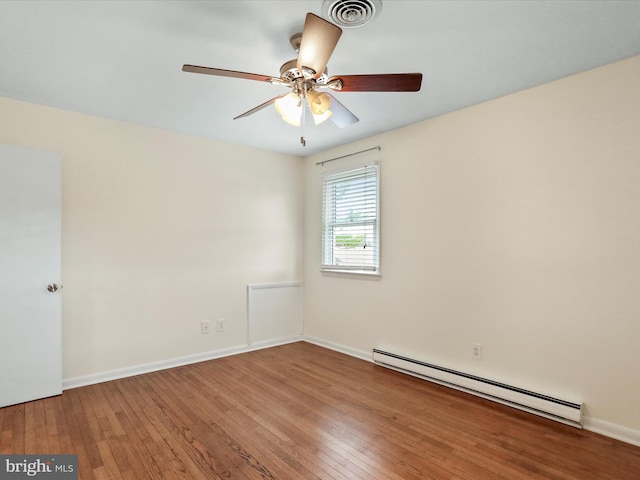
<box><xmin>1</xmin><ymin>1</ymin><xmax>639</xmax><ymax>156</ymax></box>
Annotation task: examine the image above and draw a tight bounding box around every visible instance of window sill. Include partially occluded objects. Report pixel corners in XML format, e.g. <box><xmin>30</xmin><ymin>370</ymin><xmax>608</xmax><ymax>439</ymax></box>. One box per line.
<box><xmin>320</xmin><ymin>269</ymin><xmax>382</xmax><ymax>279</ymax></box>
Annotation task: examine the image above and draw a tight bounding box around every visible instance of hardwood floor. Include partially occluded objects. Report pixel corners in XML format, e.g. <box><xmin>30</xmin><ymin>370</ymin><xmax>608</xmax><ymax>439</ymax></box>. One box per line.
<box><xmin>1</xmin><ymin>342</ymin><xmax>639</xmax><ymax>479</ymax></box>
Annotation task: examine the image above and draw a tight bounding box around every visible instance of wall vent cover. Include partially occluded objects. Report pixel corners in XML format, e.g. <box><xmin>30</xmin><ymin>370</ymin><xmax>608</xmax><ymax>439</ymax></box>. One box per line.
<box><xmin>321</xmin><ymin>0</ymin><xmax>382</xmax><ymax>28</ymax></box>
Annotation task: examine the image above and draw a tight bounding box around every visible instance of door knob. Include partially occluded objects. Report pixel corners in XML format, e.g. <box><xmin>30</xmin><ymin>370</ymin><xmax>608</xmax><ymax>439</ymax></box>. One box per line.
<box><xmin>47</xmin><ymin>283</ymin><xmax>59</xmax><ymax>292</ymax></box>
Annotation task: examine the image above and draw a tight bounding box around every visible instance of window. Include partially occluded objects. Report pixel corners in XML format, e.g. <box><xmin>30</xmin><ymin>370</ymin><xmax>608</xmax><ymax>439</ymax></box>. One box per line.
<box><xmin>322</xmin><ymin>163</ymin><xmax>379</xmax><ymax>272</ymax></box>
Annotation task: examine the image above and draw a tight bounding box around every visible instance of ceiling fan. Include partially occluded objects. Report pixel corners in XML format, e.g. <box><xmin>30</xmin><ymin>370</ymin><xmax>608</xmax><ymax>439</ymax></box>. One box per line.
<box><xmin>183</xmin><ymin>12</ymin><xmax>422</xmax><ymax>146</ymax></box>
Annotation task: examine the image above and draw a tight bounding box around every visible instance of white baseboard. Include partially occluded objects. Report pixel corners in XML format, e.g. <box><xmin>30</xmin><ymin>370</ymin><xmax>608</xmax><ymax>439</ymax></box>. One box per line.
<box><xmin>62</xmin><ymin>335</ymin><xmax>302</xmax><ymax>390</ymax></box>
<box><xmin>302</xmin><ymin>335</ymin><xmax>372</xmax><ymax>363</ymax></box>
<box><xmin>583</xmin><ymin>416</ymin><xmax>640</xmax><ymax>447</ymax></box>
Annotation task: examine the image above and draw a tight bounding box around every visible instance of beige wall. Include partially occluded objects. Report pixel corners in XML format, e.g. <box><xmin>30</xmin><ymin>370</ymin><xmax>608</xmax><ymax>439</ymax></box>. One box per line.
<box><xmin>0</xmin><ymin>97</ymin><xmax>303</xmax><ymax>379</ymax></box>
<box><xmin>303</xmin><ymin>56</ymin><xmax>640</xmax><ymax>432</ymax></box>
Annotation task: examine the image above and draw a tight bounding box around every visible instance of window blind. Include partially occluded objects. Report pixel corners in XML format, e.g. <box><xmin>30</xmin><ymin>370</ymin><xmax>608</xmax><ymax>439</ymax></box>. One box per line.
<box><xmin>322</xmin><ymin>164</ymin><xmax>379</xmax><ymax>271</ymax></box>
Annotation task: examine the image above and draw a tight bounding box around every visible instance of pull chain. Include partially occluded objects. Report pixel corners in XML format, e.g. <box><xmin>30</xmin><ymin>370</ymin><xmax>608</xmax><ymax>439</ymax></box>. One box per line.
<box><xmin>300</xmin><ymin>85</ymin><xmax>307</xmax><ymax>146</ymax></box>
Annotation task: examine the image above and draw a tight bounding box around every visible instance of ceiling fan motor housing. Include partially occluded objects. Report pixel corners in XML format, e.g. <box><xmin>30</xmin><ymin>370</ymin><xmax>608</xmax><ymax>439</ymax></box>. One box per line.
<box><xmin>279</xmin><ymin>59</ymin><xmax>329</xmax><ymax>86</ymax></box>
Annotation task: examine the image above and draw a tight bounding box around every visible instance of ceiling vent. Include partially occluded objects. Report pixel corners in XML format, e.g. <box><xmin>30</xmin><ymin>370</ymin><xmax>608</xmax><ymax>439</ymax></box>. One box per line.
<box><xmin>321</xmin><ymin>0</ymin><xmax>382</xmax><ymax>28</ymax></box>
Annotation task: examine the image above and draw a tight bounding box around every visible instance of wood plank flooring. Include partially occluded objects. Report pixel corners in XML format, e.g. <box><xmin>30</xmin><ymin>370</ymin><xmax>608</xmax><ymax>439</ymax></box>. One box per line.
<box><xmin>1</xmin><ymin>342</ymin><xmax>639</xmax><ymax>479</ymax></box>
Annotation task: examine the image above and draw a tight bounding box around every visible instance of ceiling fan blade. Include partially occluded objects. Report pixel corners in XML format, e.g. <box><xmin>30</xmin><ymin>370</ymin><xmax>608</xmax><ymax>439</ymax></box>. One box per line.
<box><xmin>297</xmin><ymin>13</ymin><xmax>342</xmax><ymax>79</ymax></box>
<box><xmin>328</xmin><ymin>73</ymin><xmax>423</xmax><ymax>92</ymax></box>
<box><xmin>234</xmin><ymin>93</ymin><xmax>289</xmax><ymax>120</ymax></box>
<box><xmin>182</xmin><ymin>65</ymin><xmax>275</xmax><ymax>83</ymax></box>
<box><xmin>326</xmin><ymin>94</ymin><xmax>358</xmax><ymax>128</ymax></box>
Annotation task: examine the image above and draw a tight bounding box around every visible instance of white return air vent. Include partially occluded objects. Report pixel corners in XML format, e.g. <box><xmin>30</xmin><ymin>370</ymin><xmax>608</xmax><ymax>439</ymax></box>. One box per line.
<box><xmin>373</xmin><ymin>349</ymin><xmax>583</xmax><ymax>427</ymax></box>
<box><xmin>322</xmin><ymin>0</ymin><xmax>382</xmax><ymax>28</ymax></box>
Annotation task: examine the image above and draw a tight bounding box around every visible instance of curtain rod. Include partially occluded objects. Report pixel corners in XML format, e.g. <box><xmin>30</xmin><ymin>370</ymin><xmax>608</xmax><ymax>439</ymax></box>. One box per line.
<box><xmin>315</xmin><ymin>145</ymin><xmax>381</xmax><ymax>166</ymax></box>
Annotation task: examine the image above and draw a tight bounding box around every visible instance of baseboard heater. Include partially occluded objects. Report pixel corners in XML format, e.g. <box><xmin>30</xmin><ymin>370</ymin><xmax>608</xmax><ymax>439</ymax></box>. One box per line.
<box><xmin>372</xmin><ymin>349</ymin><xmax>583</xmax><ymax>428</ymax></box>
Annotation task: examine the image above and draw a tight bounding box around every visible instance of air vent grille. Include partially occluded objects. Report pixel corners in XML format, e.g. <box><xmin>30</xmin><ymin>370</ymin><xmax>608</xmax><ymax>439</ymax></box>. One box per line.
<box><xmin>321</xmin><ymin>0</ymin><xmax>382</xmax><ymax>28</ymax></box>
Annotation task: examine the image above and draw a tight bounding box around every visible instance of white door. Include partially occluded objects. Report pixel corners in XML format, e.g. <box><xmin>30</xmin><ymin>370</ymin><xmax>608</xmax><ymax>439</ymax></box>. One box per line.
<box><xmin>0</xmin><ymin>144</ymin><xmax>62</xmax><ymax>407</ymax></box>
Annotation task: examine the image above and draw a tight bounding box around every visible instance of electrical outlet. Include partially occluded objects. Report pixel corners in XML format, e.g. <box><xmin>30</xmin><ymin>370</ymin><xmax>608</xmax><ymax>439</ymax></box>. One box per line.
<box><xmin>201</xmin><ymin>320</ymin><xmax>210</xmax><ymax>334</ymax></box>
<box><xmin>472</xmin><ymin>343</ymin><xmax>482</xmax><ymax>360</ymax></box>
<box><xmin>216</xmin><ymin>319</ymin><xmax>225</xmax><ymax>333</ymax></box>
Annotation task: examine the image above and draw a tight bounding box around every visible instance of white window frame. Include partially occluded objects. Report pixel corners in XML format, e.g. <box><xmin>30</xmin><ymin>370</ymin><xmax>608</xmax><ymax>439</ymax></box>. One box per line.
<box><xmin>321</xmin><ymin>162</ymin><xmax>379</xmax><ymax>274</ymax></box>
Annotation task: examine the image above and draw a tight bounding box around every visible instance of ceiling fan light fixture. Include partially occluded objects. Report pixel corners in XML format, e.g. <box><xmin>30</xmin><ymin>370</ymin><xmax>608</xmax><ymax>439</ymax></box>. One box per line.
<box><xmin>307</xmin><ymin>91</ymin><xmax>330</xmax><ymax>114</ymax></box>
<box><xmin>275</xmin><ymin>92</ymin><xmax>302</xmax><ymax>126</ymax></box>
<box><xmin>306</xmin><ymin>91</ymin><xmax>332</xmax><ymax>124</ymax></box>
